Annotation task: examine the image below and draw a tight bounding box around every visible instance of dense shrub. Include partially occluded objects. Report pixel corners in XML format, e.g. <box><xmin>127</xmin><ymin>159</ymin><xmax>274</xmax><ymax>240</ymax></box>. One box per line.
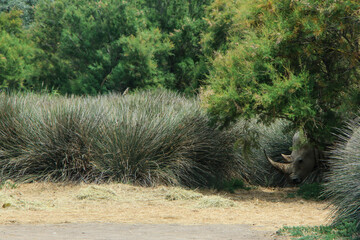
<box><xmin>325</xmin><ymin>120</ymin><xmax>360</xmax><ymax>233</ymax></box>
<box><xmin>203</xmin><ymin>0</ymin><xmax>360</xmax><ymax>146</ymax></box>
<box><xmin>0</xmin><ymin>90</ymin><xmax>238</xmax><ymax>186</ymax></box>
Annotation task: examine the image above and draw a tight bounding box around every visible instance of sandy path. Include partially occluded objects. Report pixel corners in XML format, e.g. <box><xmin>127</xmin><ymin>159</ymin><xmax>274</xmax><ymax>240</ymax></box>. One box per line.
<box><xmin>0</xmin><ymin>183</ymin><xmax>331</xmax><ymax>239</ymax></box>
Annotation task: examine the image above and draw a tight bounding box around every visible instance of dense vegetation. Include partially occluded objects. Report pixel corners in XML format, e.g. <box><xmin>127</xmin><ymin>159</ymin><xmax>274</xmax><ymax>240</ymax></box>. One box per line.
<box><xmin>0</xmin><ymin>90</ymin><xmax>239</xmax><ymax>186</ymax></box>
<box><xmin>202</xmin><ymin>0</ymin><xmax>360</xmax><ymax>146</ymax></box>
<box><xmin>0</xmin><ymin>0</ymin><xmax>210</xmax><ymax>94</ymax></box>
<box><xmin>231</xmin><ymin>119</ymin><xmax>293</xmax><ymax>186</ymax></box>
<box><xmin>0</xmin><ymin>90</ymin><xmax>298</xmax><ymax>187</ymax></box>
<box><xmin>2</xmin><ymin>0</ymin><xmax>360</xmax><ymax>236</ymax></box>
<box><xmin>2</xmin><ymin>0</ymin><xmax>358</xmax><ymax>144</ymax></box>
<box><xmin>1</xmin><ymin>0</ymin><xmax>359</xmax><ymax>121</ymax></box>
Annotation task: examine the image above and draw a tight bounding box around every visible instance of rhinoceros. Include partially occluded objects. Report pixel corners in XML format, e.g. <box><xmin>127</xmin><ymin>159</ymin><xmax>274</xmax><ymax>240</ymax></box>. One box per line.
<box><xmin>264</xmin><ymin>132</ymin><xmax>321</xmax><ymax>184</ymax></box>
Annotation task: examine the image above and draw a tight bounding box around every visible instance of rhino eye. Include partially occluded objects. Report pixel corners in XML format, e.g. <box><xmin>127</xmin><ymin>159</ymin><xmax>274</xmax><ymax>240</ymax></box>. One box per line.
<box><xmin>298</xmin><ymin>159</ymin><xmax>303</xmax><ymax>164</ymax></box>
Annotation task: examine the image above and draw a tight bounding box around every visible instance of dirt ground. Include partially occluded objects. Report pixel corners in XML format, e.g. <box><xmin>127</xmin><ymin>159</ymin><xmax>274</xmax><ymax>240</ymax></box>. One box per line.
<box><xmin>0</xmin><ymin>223</ymin><xmax>285</xmax><ymax>240</ymax></box>
<box><xmin>0</xmin><ymin>183</ymin><xmax>332</xmax><ymax>239</ymax></box>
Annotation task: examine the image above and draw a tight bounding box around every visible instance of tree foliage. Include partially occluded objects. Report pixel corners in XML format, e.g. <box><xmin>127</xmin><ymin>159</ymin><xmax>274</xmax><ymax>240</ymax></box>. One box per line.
<box><xmin>203</xmin><ymin>0</ymin><xmax>360</xmax><ymax>145</ymax></box>
<box><xmin>201</xmin><ymin>0</ymin><xmax>254</xmax><ymax>56</ymax></box>
<box><xmin>0</xmin><ymin>0</ymin><xmax>38</xmax><ymax>26</ymax></box>
<box><xmin>0</xmin><ymin>10</ymin><xmax>38</xmax><ymax>90</ymax></box>
<box><xmin>18</xmin><ymin>0</ymin><xmax>212</xmax><ymax>94</ymax></box>
<box><xmin>31</xmin><ymin>0</ymin><xmax>176</xmax><ymax>94</ymax></box>
<box><xmin>144</xmin><ymin>0</ymin><xmax>211</xmax><ymax>93</ymax></box>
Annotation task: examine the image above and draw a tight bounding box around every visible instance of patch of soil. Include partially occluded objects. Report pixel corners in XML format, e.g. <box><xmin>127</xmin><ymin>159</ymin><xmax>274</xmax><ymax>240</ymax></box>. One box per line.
<box><xmin>0</xmin><ymin>183</ymin><xmax>332</xmax><ymax>232</ymax></box>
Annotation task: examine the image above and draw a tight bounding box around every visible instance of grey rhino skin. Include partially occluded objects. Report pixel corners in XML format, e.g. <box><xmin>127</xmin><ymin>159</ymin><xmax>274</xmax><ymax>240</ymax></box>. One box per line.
<box><xmin>265</xmin><ymin>132</ymin><xmax>321</xmax><ymax>184</ymax></box>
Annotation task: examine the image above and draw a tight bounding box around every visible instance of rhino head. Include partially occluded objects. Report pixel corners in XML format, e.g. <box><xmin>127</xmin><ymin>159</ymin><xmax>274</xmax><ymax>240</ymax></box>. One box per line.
<box><xmin>265</xmin><ymin>132</ymin><xmax>320</xmax><ymax>184</ymax></box>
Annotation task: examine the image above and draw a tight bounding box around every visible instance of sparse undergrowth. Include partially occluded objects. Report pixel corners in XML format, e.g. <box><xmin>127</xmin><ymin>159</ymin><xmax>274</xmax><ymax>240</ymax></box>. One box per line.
<box><xmin>278</xmin><ymin>221</ymin><xmax>359</xmax><ymax>240</ymax></box>
<box><xmin>284</xmin><ymin>183</ymin><xmax>326</xmax><ymax>201</ymax></box>
<box><xmin>296</xmin><ymin>183</ymin><xmax>326</xmax><ymax>201</ymax></box>
<box><xmin>213</xmin><ymin>178</ymin><xmax>252</xmax><ymax>193</ymax></box>
<box><xmin>0</xmin><ymin>180</ymin><xmax>17</xmax><ymax>190</ymax></box>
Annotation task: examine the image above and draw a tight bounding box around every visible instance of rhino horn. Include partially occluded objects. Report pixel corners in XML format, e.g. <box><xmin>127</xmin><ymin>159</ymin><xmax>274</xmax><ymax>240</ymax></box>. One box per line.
<box><xmin>281</xmin><ymin>154</ymin><xmax>293</xmax><ymax>163</ymax></box>
<box><xmin>264</xmin><ymin>150</ymin><xmax>292</xmax><ymax>174</ymax></box>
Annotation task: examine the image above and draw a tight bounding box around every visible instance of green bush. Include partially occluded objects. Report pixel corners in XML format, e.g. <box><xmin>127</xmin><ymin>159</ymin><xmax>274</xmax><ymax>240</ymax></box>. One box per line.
<box><xmin>0</xmin><ymin>90</ymin><xmax>238</xmax><ymax>186</ymax></box>
<box><xmin>324</xmin><ymin>120</ymin><xmax>360</xmax><ymax>234</ymax></box>
<box><xmin>203</xmin><ymin>0</ymin><xmax>360</xmax><ymax>146</ymax></box>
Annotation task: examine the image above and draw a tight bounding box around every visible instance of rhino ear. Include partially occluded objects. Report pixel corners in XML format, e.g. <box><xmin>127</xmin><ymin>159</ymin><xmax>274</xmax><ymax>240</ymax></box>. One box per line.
<box><xmin>264</xmin><ymin>150</ymin><xmax>292</xmax><ymax>174</ymax></box>
<box><xmin>281</xmin><ymin>154</ymin><xmax>293</xmax><ymax>163</ymax></box>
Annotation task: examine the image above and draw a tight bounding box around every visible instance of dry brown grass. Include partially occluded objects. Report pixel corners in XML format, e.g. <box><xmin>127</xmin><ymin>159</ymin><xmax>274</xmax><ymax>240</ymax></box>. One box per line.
<box><xmin>0</xmin><ymin>183</ymin><xmax>332</xmax><ymax>230</ymax></box>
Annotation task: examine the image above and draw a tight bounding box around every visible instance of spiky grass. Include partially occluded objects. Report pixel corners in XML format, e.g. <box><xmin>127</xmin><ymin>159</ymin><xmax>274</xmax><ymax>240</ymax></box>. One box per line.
<box><xmin>230</xmin><ymin>119</ymin><xmax>294</xmax><ymax>186</ymax></box>
<box><xmin>0</xmin><ymin>90</ymin><xmax>238</xmax><ymax>187</ymax></box>
<box><xmin>324</xmin><ymin>119</ymin><xmax>360</xmax><ymax>233</ymax></box>
<box><xmin>0</xmin><ymin>94</ymin><xmax>102</xmax><ymax>182</ymax></box>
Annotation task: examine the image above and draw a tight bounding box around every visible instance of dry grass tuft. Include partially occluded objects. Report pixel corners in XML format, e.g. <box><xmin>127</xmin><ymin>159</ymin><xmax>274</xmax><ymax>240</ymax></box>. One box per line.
<box><xmin>0</xmin><ymin>193</ymin><xmax>18</xmax><ymax>209</ymax></box>
<box><xmin>165</xmin><ymin>187</ymin><xmax>203</xmax><ymax>201</ymax></box>
<box><xmin>76</xmin><ymin>186</ymin><xmax>118</xmax><ymax>201</ymax></box>
<box><xmin>0</xmin><ymin>192</ymin><xmax>45</xmax><ymax>210</ymax></box>
<box><xmin>196</xmin><ymin>195</ymin><xmax>236</xmax><ymax>208</ymax></box>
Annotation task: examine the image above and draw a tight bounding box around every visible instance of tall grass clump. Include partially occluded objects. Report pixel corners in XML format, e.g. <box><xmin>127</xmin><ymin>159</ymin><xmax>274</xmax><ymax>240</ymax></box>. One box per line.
<box><xmin>91</xmin><ymin>90</ymin><xmax>237</xmax><ymax>186</ymax></box>
<box><xmin>230</xmin><ymin>119</ymin><xmax>294</xmax><ymax>186</ymax></box>
<box><xmin>0</xmin><ymin>90</ymin><xmax>238</xmax><ymax>186</ymax></box>
<box><xmin>0</xmin><ymin>97</ymin><xmax>22</xmax><ymax>161</ymax></box>
<box><xmin>324</xmin><ymin>119</ymin><xmax>360</xmax><ymax>234</ymax></box>
<box><xmin>0</xmin><ymin>94</ymin><xmax>103</xmax><ymax>182</ymax></box>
